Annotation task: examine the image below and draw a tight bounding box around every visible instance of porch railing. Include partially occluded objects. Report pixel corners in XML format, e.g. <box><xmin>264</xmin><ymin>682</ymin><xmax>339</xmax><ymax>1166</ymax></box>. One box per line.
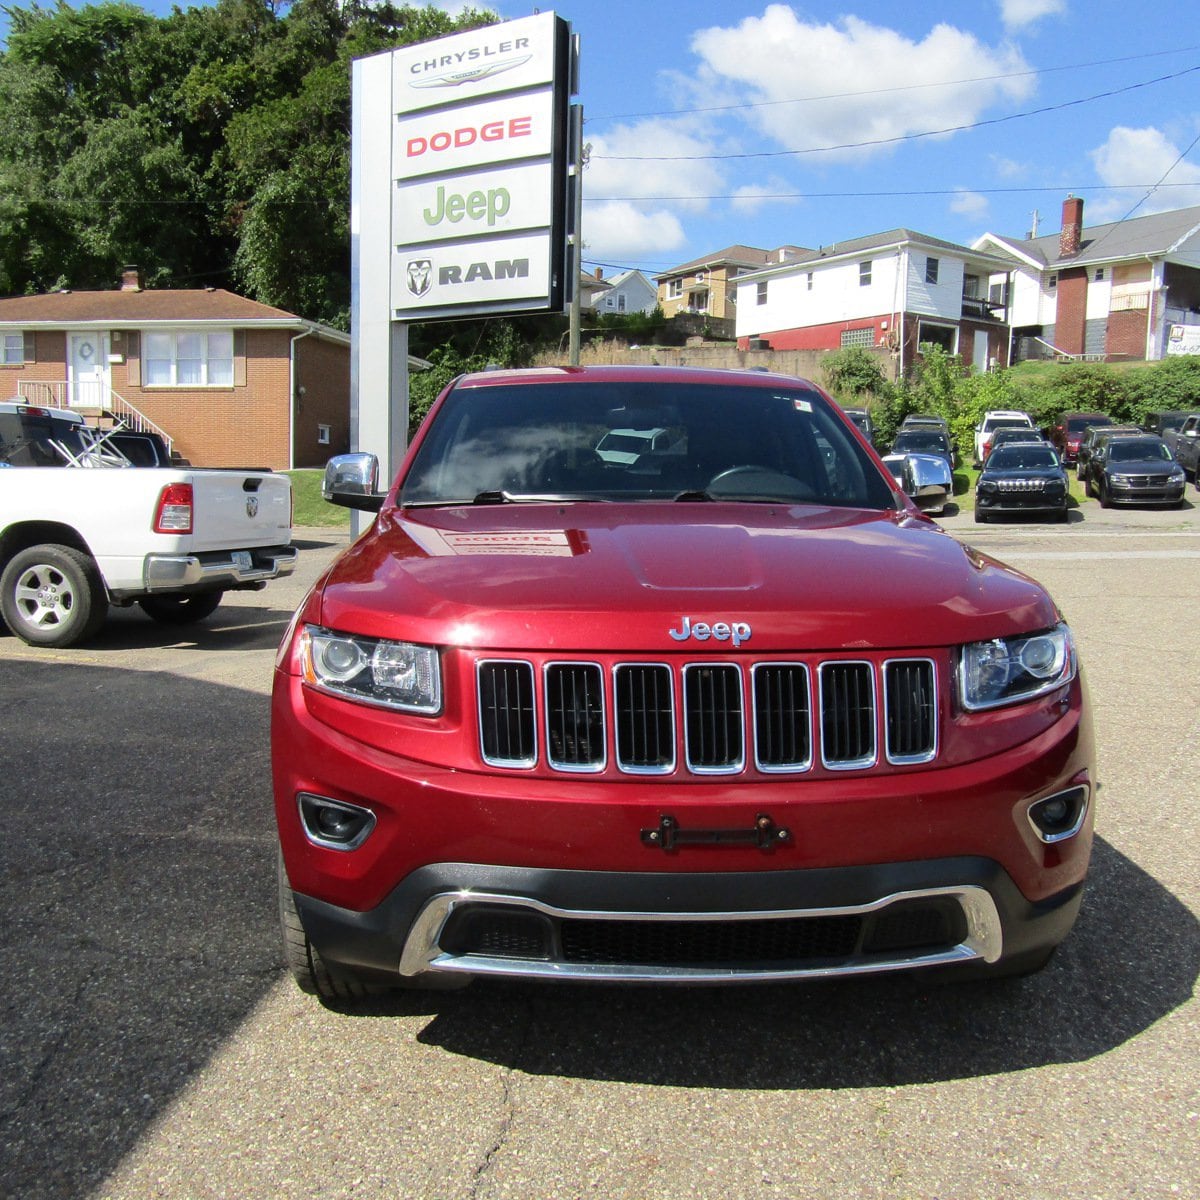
<box><xmin>16</xmin><ymin>381</ymin><xmax>173</xmax><ymax>455</ymax></box>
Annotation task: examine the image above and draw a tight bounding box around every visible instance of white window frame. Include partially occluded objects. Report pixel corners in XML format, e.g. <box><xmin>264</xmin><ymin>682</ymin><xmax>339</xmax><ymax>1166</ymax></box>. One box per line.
<box><xmin>668</xmin><ymin>279</ymin><xmax>683</xmax><ymax>299</ymax></box>
<box><xmin>143</xmin><ymin>328</ymin><xmax>235</xmax><ymax>387</ymax></box>
<box><xmin>2</xmin><ymin>332</ymin><xmax>24</xmax><ymax>365</ymax></box>
<box><xmin>756</xmin><ymin>281</ymin><xmax>768</xmax><ymax>305</ymax></box>
<box><xmin>859</xmin><ymin>261</ymin><xmax>872</xmax><ymax>287</ymax></box>
<box><xmin>317</xmin><ymin>424</ymin><xmax>331</xmax><ymax>445</ymax></box>
<box><xmin>925</xmin><ymin>257</ymin><xmax>939</xmax><ymax>285</ymax></box>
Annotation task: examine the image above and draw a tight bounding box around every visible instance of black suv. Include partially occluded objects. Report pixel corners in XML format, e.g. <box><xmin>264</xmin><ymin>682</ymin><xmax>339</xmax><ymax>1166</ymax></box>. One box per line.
<box><xmin>975</xmin><ymin>442</ymin><xmax>1069</xmax><ymax>524</ymax></box>
<box><xmin>1085</xmin><ymin>433</ymin><xmax>1186</xmax><ymax>508</ymax></box>
<box><xmin>1075</xmin><ymin>424</ymin><xmax>1141</xmax><ymax>482</ymax></box>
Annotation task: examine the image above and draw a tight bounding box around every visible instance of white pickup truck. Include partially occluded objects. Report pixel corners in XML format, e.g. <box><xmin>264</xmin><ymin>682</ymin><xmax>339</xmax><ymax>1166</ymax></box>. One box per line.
<box><xmin>0</xmin><ymin>402</ymin><xmax>296</xmax><ymax>648</ymax></box>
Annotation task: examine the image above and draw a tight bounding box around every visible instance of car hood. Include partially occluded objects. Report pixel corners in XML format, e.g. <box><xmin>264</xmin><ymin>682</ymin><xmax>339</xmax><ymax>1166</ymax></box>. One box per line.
<box><xmin>1104</xmin><ymin>456</ymin><xmax>1177</xmax><ymax>471</ymax></box>
<box><xmin>316</xmin><ymin>503</ymin><xmax>1059</xmax><ymax>653</ymax></box>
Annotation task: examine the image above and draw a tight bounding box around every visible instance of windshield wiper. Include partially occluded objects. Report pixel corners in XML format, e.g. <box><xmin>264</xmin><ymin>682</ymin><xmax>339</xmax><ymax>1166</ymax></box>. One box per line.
<box><xmin>472</xmin><ymin>490</ymin><xmax>608</xmax><ymax>504</ymax></box>
<box><xmin>673</xmin><ymin>489</ymin><xmax>714</xmax><ymax>502</ymax></box>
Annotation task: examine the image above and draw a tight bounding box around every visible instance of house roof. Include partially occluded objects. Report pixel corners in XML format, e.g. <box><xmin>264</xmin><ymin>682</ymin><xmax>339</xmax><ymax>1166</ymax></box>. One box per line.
<box><xmin>655</xmin><ymin>245</ymin><xmax>809</xmax><ymax>282</ymax></box>
<box><xmin>982</xmin><ymin>203</ymin><xmax>1200</xmax><ymax>269</ymax></box>
<box><xmin>0</xmin><ymin>287</ymin><xmax>349</xmax><ymax>342</ymax></box>
<box><xmin>735</xmin><ymin>228</ymin><xmax>1016</xmax><ymax>280</ymax></box>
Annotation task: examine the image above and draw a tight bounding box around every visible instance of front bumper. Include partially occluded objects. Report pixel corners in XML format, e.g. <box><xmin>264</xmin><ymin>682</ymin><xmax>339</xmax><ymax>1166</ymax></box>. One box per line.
<box><xmin>1105</xmin><ymin>479</ymin><xmax>1185</xmax><ymax>506</ymax></box>
<box><xmin>141</xmin><ymin>544</ymin><xmax>298</xmax><ymax>594</ymax></box>
<box><xmin>288</xmin><ymin>857</ymin><xmax>1084</xmax><ymax>985</ymax></box>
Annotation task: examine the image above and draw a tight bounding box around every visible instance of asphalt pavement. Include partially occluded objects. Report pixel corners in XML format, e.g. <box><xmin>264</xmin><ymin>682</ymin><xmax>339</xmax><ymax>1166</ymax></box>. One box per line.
<box><xmin>1</xmin><ymin>502</ymin><xmax>1197</xmax><ymax>1200</ymax></box>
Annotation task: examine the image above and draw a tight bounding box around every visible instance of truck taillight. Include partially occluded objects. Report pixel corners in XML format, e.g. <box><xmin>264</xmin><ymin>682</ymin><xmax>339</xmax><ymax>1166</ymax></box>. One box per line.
<box><xmin>154</xmin><ymin>483</ymin><xmax>194</xmax><ymax>533</ymax></box>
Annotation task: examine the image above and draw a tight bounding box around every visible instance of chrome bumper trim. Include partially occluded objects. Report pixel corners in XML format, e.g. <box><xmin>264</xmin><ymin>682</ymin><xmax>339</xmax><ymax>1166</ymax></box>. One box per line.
<box><xmin>144</xmin><ymin>545</ymin><xmax>297</xmax><ymax>591</ymax></box>
<box><xmin>397</xmin><ymin>885</ymin><xmax>1004</xmax><ymax>983</ymax></box>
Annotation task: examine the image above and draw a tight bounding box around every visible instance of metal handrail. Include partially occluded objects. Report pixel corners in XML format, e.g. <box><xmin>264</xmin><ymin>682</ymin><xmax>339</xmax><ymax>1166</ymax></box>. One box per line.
<box><xmin>16</xmin><ymin>381</ymin><xmax>173</xmax><ymax>454</ymax></box>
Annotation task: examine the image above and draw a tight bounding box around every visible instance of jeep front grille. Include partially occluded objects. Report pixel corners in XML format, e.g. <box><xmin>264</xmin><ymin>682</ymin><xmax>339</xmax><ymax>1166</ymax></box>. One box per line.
<box><xmin>477</xmin><ymin>656</ymin><xmax>937</xmax><ymax>774</ymax></box>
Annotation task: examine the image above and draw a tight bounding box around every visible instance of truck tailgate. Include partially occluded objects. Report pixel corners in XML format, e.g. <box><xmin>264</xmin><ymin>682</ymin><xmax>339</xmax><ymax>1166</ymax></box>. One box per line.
<box><xmin>188</xmin><ymin>470</ymin><xmax>292</xmax><ymax>551</ymax></box>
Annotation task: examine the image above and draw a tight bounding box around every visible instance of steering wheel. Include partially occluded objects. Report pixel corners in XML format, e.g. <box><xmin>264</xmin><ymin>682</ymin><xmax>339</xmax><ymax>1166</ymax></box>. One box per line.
<box><xmin>705</xmin><ymin>464</ymin><xmax>814</xmax><ymax>500</ymax></box>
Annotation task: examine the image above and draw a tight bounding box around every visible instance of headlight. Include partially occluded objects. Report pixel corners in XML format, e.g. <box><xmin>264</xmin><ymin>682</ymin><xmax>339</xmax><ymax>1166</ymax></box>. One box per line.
<box><xmin>1169</xmin><ymin>469</ymin><xmax>1186</xmax><ymax>483</ymax></box>
<box><xmin>958</xmin><ymin>624</ymin><xmax>1076</xmax><ymax>711</ymax></box>
<box><xmin>300</xmin><ymin>625</ymin><xmax>441</xmax><ymax>713</ymax></box>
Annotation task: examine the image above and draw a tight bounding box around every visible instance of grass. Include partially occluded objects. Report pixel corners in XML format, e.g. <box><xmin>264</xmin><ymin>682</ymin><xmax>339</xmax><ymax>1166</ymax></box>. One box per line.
<box><xmin>286</xmin><ymin>469</ymin><xmax>352</xmax><ymax>529</ymax></box>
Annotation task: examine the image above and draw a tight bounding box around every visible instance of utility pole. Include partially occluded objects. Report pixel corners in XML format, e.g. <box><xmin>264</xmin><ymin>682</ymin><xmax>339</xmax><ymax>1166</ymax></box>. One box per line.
<box><xmin>568</xmin><ymin>110</ymin><xmax>590</xmax><ymax>365</ymax></box>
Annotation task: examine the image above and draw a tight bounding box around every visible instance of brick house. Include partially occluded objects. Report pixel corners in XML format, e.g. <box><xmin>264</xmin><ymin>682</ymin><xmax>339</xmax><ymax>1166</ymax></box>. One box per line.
<box><xmin>0</xmin><ymin>269</ymin><xmax>361</xmax><ymax>469</ymax></box>
<box><xmin>973</xmin><ymin>196</ymin><xmax>1200</xmax><ymax>362</ymax></box>
<box><xmin>733</xmin><ymin>230</ymin><xmax>1017</xmax><ymax>375</ymax></box>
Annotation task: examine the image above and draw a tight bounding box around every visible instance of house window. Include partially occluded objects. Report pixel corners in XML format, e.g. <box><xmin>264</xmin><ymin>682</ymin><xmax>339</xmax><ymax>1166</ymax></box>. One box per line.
<box><xmin>807</xmin><ymin>273</ymin><xmax>814</xmax><ymax>291</ymax></box>
<box><xmin>840</xmin><ymin>327</ymin><xmax>874</xmax><ymax>348</ymax></box>
<box><xmin>695</xmin><ymin>270</ymin><xmax>707</xmax><ymax>284</ymax></box>
<box><xmin>2</xmin><ymin>333</ymin><xmax>24</xmax><ymax>365</ymax></box>
<box><xmin>756</xmin><ymin>281</ymin><xmax>768</xmax><ymax>305</ymax></box>
<box><xmin>1094</xmin><ymin>268</ymin><xmax>1105</xmax><ymax>281</ymax></box>
<box><xmin>317</xmin><ymin>424</ymin><xmax>331</xmax><ymax>445</ymax></box>
<box><xmin>668</xmin><ymin>279</ymin><xmax>683</xmax><ymax>299</ymax></box>
<box><xmin>1048</xmin><ymin>274</ymin><xmax>1057</xmax><ymax>290</ymax></box>
<box><xmin>859</xmin><ymin>261</ymin><xmax>872</xmax><ymax>287</ymax></box>
<box><xmin>618</xmin><ymin>295</ymin><xmax>626</xmax><ymax>312</ymax></box>
<box><xmin>925</xmin><ymin>257</ymin><xmax>939</xmax><ymax>285</ymax></box>
<box><xmin>144</xmin><ymin>329</ymin><xmax>234</xmax><ymax>386</ymax></box>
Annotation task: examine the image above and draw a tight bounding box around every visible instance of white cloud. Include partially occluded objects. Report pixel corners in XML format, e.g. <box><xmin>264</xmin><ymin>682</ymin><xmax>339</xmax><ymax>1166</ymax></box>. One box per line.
<box><xmin>990</xmin><ymin>154</ymin><xmax>1030</xmax><ymax>179</ymax></box>
<box><xmin>950</xmin><ymin>189</ymin><xmax>989</xmax><ymax>218</ymax></box>
<box><xmin>998</xmin><ymin>0</ymin><xmax>1067</xmax><ymax>30</ymax></box>
<box><xmin>689</xmin><ymin>7</ymin><xmax>1034</xmax><ymax>164</ymax></box>
<box><xmin>586</xmin><ymin>119</ymin><xmax>725</xmax><ymax>214</ymax></box>
<box><xmin>1089</xmin><ymin>124</ymin><xmax>1200</xmax><ymax>218</ymax></box>
<box><xmin>729</xmin><ymin>181</ymin><xmax>799</xmax><ymax>214</ymax></box>
<box><xmin>582</xmin><ymin>201</ymin><xmax>687</xmax><ymax>263</ymax></box>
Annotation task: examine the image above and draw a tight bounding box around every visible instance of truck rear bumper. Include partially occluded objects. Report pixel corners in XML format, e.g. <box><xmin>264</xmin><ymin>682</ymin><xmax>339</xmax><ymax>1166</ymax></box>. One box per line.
<box><xmin>139</xmin><ymin>544</ymin><xmax>297</xmax><ymax>594</ymax></box>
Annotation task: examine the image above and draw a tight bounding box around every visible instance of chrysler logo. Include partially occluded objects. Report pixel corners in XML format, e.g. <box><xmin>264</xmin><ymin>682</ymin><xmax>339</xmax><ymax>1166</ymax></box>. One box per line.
<box><xmin>669</xmin><ymin>616</ymin><xmax>752</xmax><ymax>648</ymax></box>
<box><xmin>407</xmin><ymin>259</ymin><xmax>432</xmax><ymax>297</ymax></box>
<box><xmin>246</xmin><ymin>496</ymin><xmax>259</xmax><ymax>518</ymax></box>
<box><xmin>409</xmin><ymin>55</ymin><xmax>532</xmax><ymax>90</ymax></box>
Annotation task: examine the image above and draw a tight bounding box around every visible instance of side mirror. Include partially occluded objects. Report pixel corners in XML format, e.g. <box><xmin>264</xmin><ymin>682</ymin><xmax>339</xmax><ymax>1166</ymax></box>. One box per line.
<box><xmin>323</xmin><ymin>452</ymin><xmax>384</xmax><ymax>512</ymax></box>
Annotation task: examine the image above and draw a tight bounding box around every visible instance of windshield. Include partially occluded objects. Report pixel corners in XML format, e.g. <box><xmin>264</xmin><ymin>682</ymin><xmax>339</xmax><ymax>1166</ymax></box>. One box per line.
<box><xmin>0</xmin><ymin>411</ymin><xmax>86</xmax><ymax>466</ymax></box>
<box><xmin>401</xmin><ymin>379</ymin><xmax>898</xmax><ymax>509</ymax></box>
<box><xmin>1108</xmin><ymin>439</ymin><xmax>1170</xmax><ymax>463</ymax></box>
<box><xmin>988</xmin><ymin>447</ymin><xmax>1059</xmax><ymax>470</ymax></box>
<box><xmin>894</xmin><ymin>431</ymin><xmax>948</xmax><ymax>454</ymax></box>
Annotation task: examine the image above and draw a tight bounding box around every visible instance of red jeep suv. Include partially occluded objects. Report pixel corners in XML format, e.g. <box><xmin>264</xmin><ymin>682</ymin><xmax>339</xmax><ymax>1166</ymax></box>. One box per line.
<box><xmin>273</xmin><ymin>366</ymin><xmax>1093</xmax><ymax>1001</ymax></box>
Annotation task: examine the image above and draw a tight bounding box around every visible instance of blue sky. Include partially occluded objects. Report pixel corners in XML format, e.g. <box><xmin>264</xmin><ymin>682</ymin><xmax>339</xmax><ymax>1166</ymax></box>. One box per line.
<box><xmin>6</xmin><ymin>1</ymin><xmax>1200</xmax><ymax>280</ymax></box>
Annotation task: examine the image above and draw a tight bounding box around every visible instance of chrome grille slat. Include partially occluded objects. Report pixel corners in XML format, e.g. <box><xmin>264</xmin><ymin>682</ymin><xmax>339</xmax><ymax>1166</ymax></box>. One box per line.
<box><xmin>478</xmin><ymin>656</ymin><xmax>938</xmax><ymax>774</ymax></box>
<box><xmin>683</xmin><ymin>664</ymin><xmax>744</xmax><ymax>772</ymax></box>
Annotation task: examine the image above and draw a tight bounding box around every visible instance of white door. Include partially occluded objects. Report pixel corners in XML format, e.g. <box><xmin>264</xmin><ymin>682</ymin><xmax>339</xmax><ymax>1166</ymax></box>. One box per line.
<box><xmin>68</xmin><ymin>333</ymin><xmax>110</xmax><ymax>407</ymax></box>
<box><xmin>973</xmin><ymin>332</ymin><xmax>990</xmax><ymax>372</ymax></box>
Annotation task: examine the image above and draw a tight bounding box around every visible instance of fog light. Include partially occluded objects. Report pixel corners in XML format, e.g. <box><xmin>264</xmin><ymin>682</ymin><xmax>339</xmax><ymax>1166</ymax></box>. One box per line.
<box><xmin>298</xmin><ymin>793</ymin><xmax>376</xmax><ymax>851</ymax></box>
<box><xmin>1027</xmin><ymin>786</ymin><xmax>1088</xmax><ymax>844</ymax></box>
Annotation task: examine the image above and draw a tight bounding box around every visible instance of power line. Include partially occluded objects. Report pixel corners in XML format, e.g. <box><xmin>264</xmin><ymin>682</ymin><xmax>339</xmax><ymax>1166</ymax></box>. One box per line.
<box><xmin>583</xmin><ymin>184</ymin><xmax>1200</xmax><ymax>204</ymax></box>
<box><xmin>594</xmin><ymin>65</ymin><xmax>1200</xmax><ymax>162</ymax></box>
<box><xmin>587</xmin><ymin>45</ymin><xmax>1200</xmax><ymax>124</ymax></box>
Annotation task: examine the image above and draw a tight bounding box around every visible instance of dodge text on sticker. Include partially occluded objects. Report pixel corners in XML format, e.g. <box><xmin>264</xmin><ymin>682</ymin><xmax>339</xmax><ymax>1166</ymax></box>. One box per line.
<box><xmin>406</xmin><ymin>118</ymin><xmax>532</xmax><ymax>158</ymax></box>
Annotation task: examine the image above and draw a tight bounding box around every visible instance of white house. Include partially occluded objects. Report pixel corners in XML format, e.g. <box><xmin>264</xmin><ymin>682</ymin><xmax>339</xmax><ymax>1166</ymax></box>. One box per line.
<box><xmin>590</xmin><ymin>269</ymin><xmax>658</xmax><ymax>316</ymax></box>
<box><xmin>734</xmin><ymin>230</ymin><xmax>1016</xmax><ymax>374</ymax></box>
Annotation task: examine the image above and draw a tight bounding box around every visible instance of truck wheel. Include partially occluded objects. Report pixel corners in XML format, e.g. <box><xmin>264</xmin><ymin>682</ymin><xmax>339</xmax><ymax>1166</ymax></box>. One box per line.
<box><xmin>0</xmin><ymin>544</ymin><xmax>107</xmax><ymax>648</ymax></box>
<box><xmin>1099</xmin><ymin>481</ymin><xmax>1111</xmax><ymax>509</ymax></box>
<box><xmin>137</xmin><ymin>590</ymin><xmax>224</xmax><ymax>625</ymax></box>
<box><xmin>278</xmin><ymin>853</ymin><xmax>379</xmax><ymax>1007</ymax></box>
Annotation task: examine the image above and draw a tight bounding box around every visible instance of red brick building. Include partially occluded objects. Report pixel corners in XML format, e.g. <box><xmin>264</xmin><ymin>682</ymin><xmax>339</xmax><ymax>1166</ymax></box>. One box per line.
<box><xmin>0</xmin><ymin>270</ymin><xmax>357</xmax><ymax>469</ymax></box>
<box><xmin>974</xmin><ymin>198</ymin><xmax>1200</xmax><ymax>362</ymax></box>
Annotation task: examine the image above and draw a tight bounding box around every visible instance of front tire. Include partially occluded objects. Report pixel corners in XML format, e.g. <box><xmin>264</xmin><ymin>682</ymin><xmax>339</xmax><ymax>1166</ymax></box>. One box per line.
<box><xmin>0</xmin><ymin>544</ymin><xmax>107</xmax><ymax>648</ymax></box>
<box><xmin>137</xmin><ymin>590</ymin><xmax>224</xmax><ymax>625</ymax></box>
<box><xmin>278</xmin><ymin>853</ymin><xmax>379</xmax><ymax>1006</ymax></box>
<box><xmin>1099</xmin><ymin>481</ymin><xmax>1112</xmax><ymax>509</ymax></box>
<box><xmin>974</xmin><ymin>506</ymin><xmax>988</xmax><ymax>523</ymax></box>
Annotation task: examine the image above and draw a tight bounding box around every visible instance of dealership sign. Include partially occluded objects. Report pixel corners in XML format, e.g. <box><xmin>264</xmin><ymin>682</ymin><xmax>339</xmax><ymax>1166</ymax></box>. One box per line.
<box><xmin>1167</xmin><ymin>324</ymin><xmax>1200</xmax><ymax>356</ymax></box>
<box><xmin>353</xmin><ymin>12</ymin><xmax>574</xmax><ymax>321</ymax></box>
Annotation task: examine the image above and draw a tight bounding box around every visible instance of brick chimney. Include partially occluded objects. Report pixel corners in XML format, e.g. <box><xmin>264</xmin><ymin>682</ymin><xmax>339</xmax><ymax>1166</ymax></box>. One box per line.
<box><xmin>593</xmin><ymin>267</ymin><xmax>604</xmax><ymax>280</ymax></box>
<box><xmin>120</xmin><ymin>265</ymin><xmax>144</xmax><ymax>292</ymax></box>
<box><xmin>1059</xmin><ymin>196</ymin><xmax>1084</xmax><ymax>259</ymax></box>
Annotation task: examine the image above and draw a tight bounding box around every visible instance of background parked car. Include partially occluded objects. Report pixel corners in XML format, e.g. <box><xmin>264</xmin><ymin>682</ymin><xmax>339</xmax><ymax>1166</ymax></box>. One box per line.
<box><xmin>1162</xmin><ymin>413</ymin><xmax>1200</xmax><ymax>478</ymax></box>
<box><xmin>985</xmin><ymin>427</ymin><xmax>1051</xmax><ymax>461</ymax></box>
<box><xmin>1142</xmin><ymin>411</ymin><xmax>1190</xmax><ymax>438</ymax></box>
<box><xmin>975</xmin><ymin>442</ymin><xmax>1069</xmax><ymax>524</ymax></box>
<box><xmin>891</xmin><ymin>426</ymin><xmax>955</xmax><ymax>474</ymax></box>
<box><xmin>973</xmin><ymin>410</ymin><xmax>1035</xmax><ymax>467</ymax></box>
<box><xmin>1085</xmin><ymin>433</ymin><xmax>1186</xmax><ymax>508</ymax></box>
<box><xmin>842</xmin><ymin>407</ymin><xmax>875</xmax><ymax>446</ymax></box>
<box><xmin>1050</xmin><ymin>412</ymin><xmax>1108</xmax><ymax>467</ymax></box>
<box><xmin>1075</xmin><ymin>424</ymin><xmax>1142</xmax><ymax>482</ymax></box>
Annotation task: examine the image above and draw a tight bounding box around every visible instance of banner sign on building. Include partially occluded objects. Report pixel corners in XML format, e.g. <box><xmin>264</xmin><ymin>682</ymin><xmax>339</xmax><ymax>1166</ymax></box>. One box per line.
<box><xmin>354</xmin><ymin>12</ymin><xmax>574</xmax><ymax>323</ymax></box>
<box><xmin>1167</xmin><ymin>323</ymin><xmax>1200</xmax><ymax>356</ymax></box>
